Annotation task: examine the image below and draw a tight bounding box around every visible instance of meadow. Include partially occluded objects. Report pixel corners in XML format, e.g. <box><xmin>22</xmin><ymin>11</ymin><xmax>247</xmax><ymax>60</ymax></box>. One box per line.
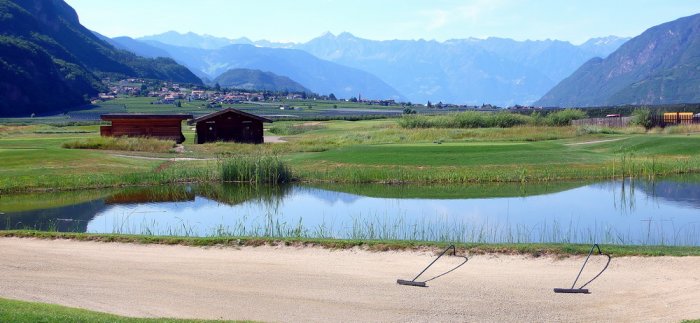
<box><xmin>2</xmin><ymin>113</ymin><xmax>700</xmax><ymax>192</ymax></box>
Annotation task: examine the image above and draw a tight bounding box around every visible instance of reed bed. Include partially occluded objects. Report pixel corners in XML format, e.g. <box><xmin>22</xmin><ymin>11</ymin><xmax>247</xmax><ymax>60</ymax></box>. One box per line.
<box><xmin>269</xmin><ymin>122</ymin><xmax>325</xmax><ymax>135</ymax></box>
<box><xmin>89</xmin><ymin>211</ymin><xmax>700</xmax><ymax>247</ymax></box>
<box><xmin>399</xmin><ymin>110</ymin><xmax>587</xmax><ymax>129</ymax></box>
<box><xmin>220</xmin><ymin>155</ymin><xmax>292</xmax><ymax>184</ymax></box>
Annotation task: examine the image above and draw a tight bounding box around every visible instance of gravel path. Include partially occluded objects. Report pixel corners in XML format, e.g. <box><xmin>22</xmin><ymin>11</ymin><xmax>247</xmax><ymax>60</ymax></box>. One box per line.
<box><xmin>565</xmin><ymin>138</ymin><xmax>627</xmax><ymax>146</ymax></box>
<box><xmin>1</xmin><ymin>238</ymin><xmax>698</xmax><ymax>322</ymax></box>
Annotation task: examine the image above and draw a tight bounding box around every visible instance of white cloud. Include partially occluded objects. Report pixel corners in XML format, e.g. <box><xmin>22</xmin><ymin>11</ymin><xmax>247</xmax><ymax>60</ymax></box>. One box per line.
<box><xmin>421</xmin><ymin>0</ymin><xmax>511</xmax><ymax>31</ymax></box>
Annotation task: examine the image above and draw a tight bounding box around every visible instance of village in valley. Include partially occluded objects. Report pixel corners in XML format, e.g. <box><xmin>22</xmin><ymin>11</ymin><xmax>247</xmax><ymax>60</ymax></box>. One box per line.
<box><xmin>97</xmin><ymin>78</ymin><xmax>404</xmax><ymax>109</ymax></box>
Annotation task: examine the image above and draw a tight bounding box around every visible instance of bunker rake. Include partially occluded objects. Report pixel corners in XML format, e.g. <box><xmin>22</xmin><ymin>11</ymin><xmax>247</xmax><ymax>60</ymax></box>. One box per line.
<box><xmin>397</xmin><ymin>245</ymin><xmax>468</xmax><ymax>287</ymax></box>
<box><xmin>554</xmin><ymin>243</ymin><xmax>611</xmax><ymax>294</ymax></box>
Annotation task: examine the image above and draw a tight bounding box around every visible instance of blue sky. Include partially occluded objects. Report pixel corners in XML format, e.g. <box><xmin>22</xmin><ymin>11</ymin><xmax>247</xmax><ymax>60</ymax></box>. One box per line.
<box><xmin>65</xmin><ymin>0</ymin><xmax>700</xmax><ymax>44</ymax></box>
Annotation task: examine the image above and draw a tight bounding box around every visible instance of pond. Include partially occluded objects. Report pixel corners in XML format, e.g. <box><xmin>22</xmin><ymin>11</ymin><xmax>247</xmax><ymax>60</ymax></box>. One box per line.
<box><xmin>1</xmin><ymin>177</ymin><xmax>699</xmax><ymax>246</ymax></box>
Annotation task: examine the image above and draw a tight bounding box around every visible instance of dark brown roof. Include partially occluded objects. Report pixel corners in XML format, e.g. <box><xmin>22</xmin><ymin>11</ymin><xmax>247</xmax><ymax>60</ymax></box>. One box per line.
<box><xmin>188</xmin><ymin>108</ymin><xmax>273</xmax><ymax>125</ymax></box>
<box><xmin>101</xmin><ymin>114</ymin><xmax>193</xmax><ymax>121</ymax></box>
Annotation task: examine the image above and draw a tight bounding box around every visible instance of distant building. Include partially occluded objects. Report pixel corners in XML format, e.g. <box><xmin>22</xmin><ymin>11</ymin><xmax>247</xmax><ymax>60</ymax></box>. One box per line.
<box><xmin>100</xmin><ymin>114</ymin><xmax>192</xmax><ymax>144</ymax></box>
<box><xmin>188</xmin><ymin>108</ymin><xmax>272</xmax><ymax>144</ymax></box>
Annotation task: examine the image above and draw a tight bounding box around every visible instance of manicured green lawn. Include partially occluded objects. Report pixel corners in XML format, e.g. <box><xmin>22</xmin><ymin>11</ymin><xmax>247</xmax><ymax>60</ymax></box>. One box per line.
<box><xmin>296</xmin><ymin>141</ymin><xmax>609</xmax><ymax>166</ymax></box>
<box><xmin>0</xmin><ymin>297</ymin><xmax>246</xmax><ymax>323</ymax></box>
<box><xmin>1</xmin><ymin>119</ymin><xmax>700</xmax><ymax>192</ymax></box>
<box><xmin>0</xmin><ymin>134</ymin><xmax>162</xmax><ymax>191</ymax></box>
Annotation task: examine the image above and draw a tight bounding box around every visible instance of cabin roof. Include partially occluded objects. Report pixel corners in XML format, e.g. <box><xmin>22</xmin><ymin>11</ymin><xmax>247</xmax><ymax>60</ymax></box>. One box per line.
<box><xmin>188</xmin><ymin>108</ymin><xmax>272</xmax><ymax>125</ymax></box>
<box><xmin>101</xmin><ymin>114</ymin><xmax>193</xmax><ymax>121</ymax></box>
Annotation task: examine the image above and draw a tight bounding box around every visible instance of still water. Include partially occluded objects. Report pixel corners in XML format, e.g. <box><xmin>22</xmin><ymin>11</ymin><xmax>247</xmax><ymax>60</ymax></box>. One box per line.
<box><xmin>1</xmin><ymin>178</ymin><xmax>699</xmax><ymax>246</ymax></box>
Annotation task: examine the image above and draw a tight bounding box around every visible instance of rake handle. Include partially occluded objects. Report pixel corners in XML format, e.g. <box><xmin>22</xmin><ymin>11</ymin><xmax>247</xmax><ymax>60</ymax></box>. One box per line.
<box><xmin>570</xmin><ymin>243</ymin><xmax>602</xmax><ymax>289</ymax></box>
<box><xmin>411</xmin><ymin>245</ymin><xmax>456</xmax><ymax>282</ymax></box>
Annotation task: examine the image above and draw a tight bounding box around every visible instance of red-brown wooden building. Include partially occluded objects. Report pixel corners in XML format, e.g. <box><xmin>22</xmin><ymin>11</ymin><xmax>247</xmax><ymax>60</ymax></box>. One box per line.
<box><xmin>188</xmin><ymin>108</ymin><xmax>272</xmax><ymax>144</ymax></box>
<box><xmin>100</xmin><ymin>114</ymin><xmax>192</xmax><ymax>144</ymax></box>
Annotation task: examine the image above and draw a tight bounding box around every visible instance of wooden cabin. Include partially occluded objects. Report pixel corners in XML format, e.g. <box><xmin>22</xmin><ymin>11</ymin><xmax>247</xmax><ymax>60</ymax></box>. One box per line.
<box><xmin>100</xmin><ymin>114</ymin><xmax>192</xmax><ymax>144</ymax></box>
<box><xmin>189</xmin><ymin>108</ymin><xmax>272</xmax><ymax>144</ymax></box>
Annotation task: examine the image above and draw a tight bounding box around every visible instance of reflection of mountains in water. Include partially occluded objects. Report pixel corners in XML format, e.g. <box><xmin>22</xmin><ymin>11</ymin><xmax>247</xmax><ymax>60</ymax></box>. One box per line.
<box><xmin>0</xmin><ymin>184</ymin><xmax>293</xmax><ymax>233</ymax></box>
<box><xmin>638</xmin><ymin>180</ymin><xmax>700</xmax><ymax>209</ymax></box>
<box><xmin>294</xmin><ymin>186</ymin><xmax>361</xmax><ymax>205</ymax></box>
<box><xmin>307</xmin><ymin>181</ymin><xmax>591</xmax><ymax>200</ymax></box>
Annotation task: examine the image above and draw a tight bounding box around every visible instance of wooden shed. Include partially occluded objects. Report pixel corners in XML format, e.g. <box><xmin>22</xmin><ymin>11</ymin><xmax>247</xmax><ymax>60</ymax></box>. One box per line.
<box><xmin>188</xmin><ymin>108</ymin><xmax>272</xmax><ymax>144</ymax></box>
<box><xmin>100</xmin><ymin>114</ymin><xmax>192</xmax><ymax>144</ymax></box>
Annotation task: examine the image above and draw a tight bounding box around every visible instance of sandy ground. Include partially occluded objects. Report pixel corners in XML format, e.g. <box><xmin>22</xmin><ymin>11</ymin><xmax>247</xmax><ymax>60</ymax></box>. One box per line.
<box><xmin>0</xmin><ymin>238</ymin><xmax>698</xmax><ymax>322</ymax></box>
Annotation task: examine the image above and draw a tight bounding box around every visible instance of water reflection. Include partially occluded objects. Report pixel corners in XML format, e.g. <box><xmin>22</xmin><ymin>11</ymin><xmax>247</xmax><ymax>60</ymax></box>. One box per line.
<box><xmin>1</xmin><ymin>179</ymin><xmax>699</xmax><ymax>246</ymax></box>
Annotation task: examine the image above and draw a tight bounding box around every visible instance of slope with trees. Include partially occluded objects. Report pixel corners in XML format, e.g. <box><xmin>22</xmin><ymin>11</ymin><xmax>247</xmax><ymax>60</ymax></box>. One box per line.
<box><xmin>0</xmin><ymin>0</ymin><xmax>201</xmax><ymax>116</ymax></box>
<box><xmin>536</xmin><ymin>13</ymin><xmax>700</xmax><ymax>107</ymax></box>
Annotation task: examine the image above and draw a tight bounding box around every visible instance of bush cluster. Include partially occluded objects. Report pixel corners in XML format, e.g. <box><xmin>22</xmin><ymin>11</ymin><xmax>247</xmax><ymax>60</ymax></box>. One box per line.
<box><xmin>399</xmin><ymin>110</ymin><xmax>587</xmax><ymax>129</ymax></box>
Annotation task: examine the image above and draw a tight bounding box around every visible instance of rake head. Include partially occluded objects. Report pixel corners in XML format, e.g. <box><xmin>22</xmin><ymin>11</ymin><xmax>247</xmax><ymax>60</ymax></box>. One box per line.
<box><xmin>553</xmin><ymin>288</ymin><xmax>589</xmax><ymax>294</ymax></box>
<box><xmin>397</xmin><ymin>279</ymin><xmax>427</xmax><ymax>287</ymax></box>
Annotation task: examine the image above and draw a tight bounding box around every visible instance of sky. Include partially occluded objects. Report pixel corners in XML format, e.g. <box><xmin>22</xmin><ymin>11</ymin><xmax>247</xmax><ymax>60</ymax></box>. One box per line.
<box><xmin>64</xmin><ymin>0</ymin><xmax>700</xmax><ymax>44</ymax></box>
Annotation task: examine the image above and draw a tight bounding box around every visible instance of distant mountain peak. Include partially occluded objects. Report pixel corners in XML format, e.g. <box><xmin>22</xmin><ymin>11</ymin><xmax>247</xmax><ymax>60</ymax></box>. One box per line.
<box><xmin>337</xmin><ymin>32</ymin><xmax>356</xmax><ymax>39</ymax></box>
<box><xmin>536</xmin><ymin>13</ymin><xmax>700</xmax><ymax>107</ymax></box>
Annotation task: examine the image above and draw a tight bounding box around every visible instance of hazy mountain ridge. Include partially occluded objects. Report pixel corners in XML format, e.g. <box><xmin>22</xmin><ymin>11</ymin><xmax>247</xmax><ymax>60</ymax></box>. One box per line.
<box><xmin>213</xmin><ymin>69</ymin><xmax>310</xmax><ymax>93</ymax></box>
<box><xmin>139</xmin><ymin>40</ymin><xmax>404</xmax><ymax>100</ymax></box>
<box><xmin>139</xmin><ymin>30</ymin><xmax>629</xmax><ymax>105</ymax></box>
<box><xmin>139</xmin><ymin>31</ymin><xmax>295</xmax><ymax>49</ymax></box>
<box><xmin>536</xmin><ymin>13</ymin><xmax>700</xmax><ymax>107</ymax></box>
<box><xmin>0</xmin><ymin>0</ymin><xmax>202</xmax><ymax>116</ymax></box>
<box><xmin>296</xmin><ymin>33</ymin><xmax>629</xmax><ymax>105</ymax></box>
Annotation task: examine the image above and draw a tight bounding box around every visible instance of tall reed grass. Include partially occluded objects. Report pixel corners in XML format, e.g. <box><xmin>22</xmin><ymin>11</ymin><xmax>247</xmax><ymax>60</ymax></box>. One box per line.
<box><xmin>398</xmin><ymin>109</ymin><xmax>587</xmax><ymax>129</ymax></box>
<box><xmin>220</xmin><ymin>155</ymin><xmax>292</xmax><ymax>184</ymax></box>
<box><xmin>269</xmin><ymin>123</ymin><xmax>325</xmax><ymax>135</ymax></box>
<box><xmin>99</xmin><ymin>210</ymin><xmax>700</xmax><ymax>246</ymax></box>
<box><xmin>62</xmin><ymin>136</ymin><xmax>176</xmax><ymax>153</ymax></box>
<box><xmin>399</xmin><ymin>111</ymin><xmax>531</xmax><ymax>129</ymax></box>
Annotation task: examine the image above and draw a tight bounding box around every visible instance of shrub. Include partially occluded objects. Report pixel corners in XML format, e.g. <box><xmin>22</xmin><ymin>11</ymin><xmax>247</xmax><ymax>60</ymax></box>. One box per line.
<box><xmin>544</xmin><ymin>109</ymin><xmax>587</xmax><ymax>126</ymax></box>
<box><xmin>630</xmin><ymin>107</ymin><xmax>653</xmax><ymax>129</ymax></box>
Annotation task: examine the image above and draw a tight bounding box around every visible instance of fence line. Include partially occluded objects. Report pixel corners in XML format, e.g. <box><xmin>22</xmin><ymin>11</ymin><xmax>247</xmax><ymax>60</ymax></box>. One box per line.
<box><xmin>572</xmin><ymin>117</ymin><xmax>632</xmax><ymax>127</ymax></box>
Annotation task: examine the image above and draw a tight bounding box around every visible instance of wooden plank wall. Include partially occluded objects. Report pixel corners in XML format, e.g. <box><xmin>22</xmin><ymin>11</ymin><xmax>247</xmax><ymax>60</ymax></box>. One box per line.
<box><xmin>572</xmin><ymin>117</ymin><xmax>632</xmax><ymax>127</ymax></box>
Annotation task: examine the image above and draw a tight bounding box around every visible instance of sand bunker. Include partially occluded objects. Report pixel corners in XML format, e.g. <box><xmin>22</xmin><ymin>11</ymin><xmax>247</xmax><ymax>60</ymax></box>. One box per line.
<box><xmin>1</xmin><ymin>238</ymin><xmax>698</xmax><ymax>322</ymax></box>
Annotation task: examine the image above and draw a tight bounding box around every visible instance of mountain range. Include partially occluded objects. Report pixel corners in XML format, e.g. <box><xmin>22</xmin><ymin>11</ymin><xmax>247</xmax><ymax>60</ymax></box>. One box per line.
<box><xmin>132</xmin><ymin>31</ymin><xmax>629</xmax><ymax>105</ymax></box>
<box><xmin>3</xmin><ymin>0</ymin><xmax>699</xmax><ymax>116</ymax></box>
<box><xmin>536</xmin><ymin>13</ymin><xmax>700</xmax><ymax>107</ymax></box>
<box><xmin>0</xmin><ymin>0</ymin><xmax>201</xmax><ymax>116</ymax></box>
<box><xmin>130</xmin><ymin>40</ymin><xmax>404</xmax><ymax>100</ymax></box>
<box><xmin>296</xmin><ymin>33</ymin><xmax>628</xmax><ymax>105</ymax></box>
<box><xmin>212</xmin><ymin>69</ymin><xmax>310</xmax><ymax>93</ymax></box>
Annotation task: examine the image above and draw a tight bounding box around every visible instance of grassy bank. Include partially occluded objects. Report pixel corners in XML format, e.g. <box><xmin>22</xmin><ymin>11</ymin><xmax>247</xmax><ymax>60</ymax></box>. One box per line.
<box><xmin>1</xmin><ymin>231</ymin><xmax>699</xmax><ymax>257</ymax></box>
<box><xmin>0</xmin><ymin>297</ymin><xmax>244</xmax><ymax>323</ymax></box>
<box><xmin>2</xmin><ymin>120</ymin><xmax>700</xmax><ymax>192</ymax></box>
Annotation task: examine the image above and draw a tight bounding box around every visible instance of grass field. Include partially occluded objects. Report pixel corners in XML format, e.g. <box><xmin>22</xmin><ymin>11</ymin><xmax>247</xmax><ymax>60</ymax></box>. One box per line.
<box><xmin>0</xmin><ymin>297</ymin><xmax>244</xmax><ymax>323</ymax></box>
<box><xmin>2</xmin><ymin>115</ymin><xmax>700</xmax><ymax>192</ymax></box>
<box><xmin>2</xmin><ymin>231</ymin><xmax>699</xmax><ymax>257</ymax></box>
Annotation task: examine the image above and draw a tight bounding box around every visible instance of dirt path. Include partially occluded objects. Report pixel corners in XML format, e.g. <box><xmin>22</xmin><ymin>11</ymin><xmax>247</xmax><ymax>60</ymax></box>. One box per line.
<box><xmin>565</xmin><ymin>138</ymin><xmax>627</xmax><ymax>146</ymax></box>
<box><xmin>1</xmin><ymin>238</ymin><xmax>698</xmax><ymax>322</ymax></box>
<box><xmin>264</xmin><ymin>135</ymin><xmax>287</xmax><ymax>143</ymax></box>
